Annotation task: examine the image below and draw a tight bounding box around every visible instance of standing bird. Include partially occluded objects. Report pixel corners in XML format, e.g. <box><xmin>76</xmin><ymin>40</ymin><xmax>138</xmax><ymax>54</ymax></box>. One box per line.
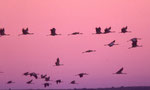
<box><xmin>82</xmin><ymin>50</ymin><xmax>96</xmax><ymax>53</ymax></box>
<box><xmin>7</xmin><ymin>81</ymin><xmax>15</xmax><ymax>84</ymax></box>
<box><xmin>105</xmin><ymin>40</ymin><xmax>119</xmax><ymax>47</ymax></box>
<box><xmin>68</xmin><ymin>32</ymin><xmax>83</xmax><ymax>35</ymax></box>
<box><xmin>75</xmin><ymin>73</ymin><xmax>88</xmax><ymax>78</ymax></box>
<box><xmin>54</xmin><ymin>58</ymin><xmax>63</xmax><ymax>66</ymax></box>
<box><xmin>0</xmin><ymin>28</ymin><xmax>10</xmax><ymax>36</ymax></box>
<box><xmin>113</xmin><ymin>67</ymin><xmax>126</xmax><ymax>74</ymax></box>
<box><xmin>19</xmin><ymin>28</ymin><xmax>34</xmax><ymax>36</ymax></box>
<box><xmin>128</xmin><ymin>38</ymin><xmax>142</xmax><ymax>49</ymax></box>
<box><xmin>50</xmin><ymin>28</ymin><xmax>61</xmax><ymax>36</ymax></box>
<box><xmin>70</xmin><ymin>80</ymin><xmax>78</xmax><ymax>84</ymax></box>
<box><xmin>26</xmin><ymin>80</ymin><xmax>33</xmax><ymax>84</ymax></box>
<box><xmin>121</xmin><ymin>26</ymin><xmax>131</xmax><ymax>33</ymax></box>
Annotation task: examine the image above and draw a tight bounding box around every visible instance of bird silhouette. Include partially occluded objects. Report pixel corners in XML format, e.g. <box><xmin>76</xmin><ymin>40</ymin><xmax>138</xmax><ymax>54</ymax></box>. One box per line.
<box><xmin>95</xmin><ymin>27</ymin><xmax>102</xmax><ymax>34</ymax></box>
<box><xmin>68</xmin><ymin>32</ymin><xmax>83</xmax><ymax>35</ymax></box>
<box><xmin>29</xmin><ymin>72</ymin><xmax>38</xmax><ymax>79</ymax></box>
<box><xmin>75</xmin><ymin>73</ymin><xmax>88</xmax><ymax>78</ymax></box>
<box><xmin>45</xmin><ymin>76</ymin><xmax>51</xmax><ymax>81</ymax></box>
<box><xmin>55</xmin><ymin>79</ymin><xmax>63</xmax><ymax>84</ymax></box>
<box><xmin>41</xmin><ymin>74</ymin><xmax>47</xmax><ymax>79</ymax></box>
<box><xmin>49</xmin><ymin>28</ymin><xmax>61</xmax><ymax>36</ymax></box>
<box><xmin>7</xmin><ymin>81</ymin><xmax>15</xmax><ymax>84</ymax></box>
<box><xmin>104</xmin><ymin>27</ymin><xmax>114</xmax><ymax>34</ymax></box>
<box><xmin>70</xmin><ymin>80</ymin><xmax>78</xmax><ymax>84</ymax></box>
<box><xmin>82</xmin><ymin>50</ymin><xmax>96</xmax><ymax>53</ymax></box>
<box><xmin>128</xmin><ymin>38</ymin><xmax>142</xmax><ymax>49</ymax></box>
<box><xmin>0</xmin><ymin>28</ymin><xmax>10</xmax><ymax>36</ymax></box>
<box><xmin>43</xmin><ymin>83</ymin><xmax>51</xmax><ymax>88</ymax></box>
<box><xmin>104</xmin><ymin>40</ymin><xmax>119</xmax><ymax>47</ymax></box>
<box><xmin>23</xmin><ymin>72</ymin><xmax>30</xmax><ymax>76</ymax></box>
<box><xmin>121</xmin><ymin>26</ymin><xmax>131</xmax><ymax>33</ymax></box>
<box><xmin>114</xmin><ymin>67</ymin><xmax>127</xmax><ymax>74</ymax></box>
<box><xmin>26</xmin><ymin>80</ymin><xmax>33</xmax><ymax>84</ymax></box>
<box><xmin>54</xmin><ymin>58</ymin><xmax>63</xmax><ymax>66</ymax></box>
<box><xmin>19</xmin><ymin>28</ymin><xmax>34</xmax><ymax>36</ymax></box>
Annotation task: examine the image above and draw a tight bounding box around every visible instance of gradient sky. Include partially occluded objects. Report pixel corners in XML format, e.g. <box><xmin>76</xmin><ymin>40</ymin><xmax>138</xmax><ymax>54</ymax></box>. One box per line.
<box><xmin>0</xmin><ymin>0</ymin><xmax>150</xmax><ymax>89</ymax></box>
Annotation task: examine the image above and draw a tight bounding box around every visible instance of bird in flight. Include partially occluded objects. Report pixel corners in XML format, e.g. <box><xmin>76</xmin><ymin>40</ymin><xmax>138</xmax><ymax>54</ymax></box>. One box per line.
<box><xmin>104</xmin><ymin>40</ymin><xmax>119</xmax><ymax>47</ymax></box>
<box><xmin>128</xmin><ymin>38</ymin><xmax>142</xmax><ymax>49</ymax></box>
<box><xmin>82</xmin><ymin>50</ymin><xmax>96</xmax><ymax>53</ymax></box>
<box><xmin>75</xmin><ymin>73</ymin><xmax>88</xmax><ymax>78</ymax></box>
<box><xmin>121</xmin><ymin>26</ymin><xmax>131</xmax><ymax>33</ymax></box>
<box><xmin>104</xmin><ymin>27</ymin><xmax>115</xmax><ymax>34</ymax></box>
<box><xmin>26</xmin><ymin>80</ymin><xmax>33</xmax><ymax>84</ymax></box>
<box><xmin>19</xmin><ymin>28</ymin><xmax>34</xmax><ymax>36</ymax></box>
<box><xmin>7</xmin><ymin>81</ymin><xmax>15</xmax><ymax>84</ymax></box>
<box><xmin>23</xmin><ymin>72</ymin><xmax>30</xmax><ymax>76</ymax></box>
<box><xmin>49</xmin><ymin>28</ymin><xmax>61</xmax><ymax>36</ymax></box>
<box><xmin>55</xmin><ymin>79</ymin><xmax>63</xmax><ymax>84</ymax></box>
<box><xmin>43</xmin><ymin>83</ymin><xmax>51</xmax><ymax>88</ymax></box>
<box><xmin>54</xmin><ymin>58</ymin><xmax>63</xmax><ymax>66</ymax></box>
<box><xmin>0</xmin><ymin>28</ymin><xmax>10</xmax><ymax>37</ymax></box>
<box><xmin>68</xmin><ymin>32</ymin><xmax>83</xmax><ymax>35</ymax></box>
<box><xmin>70</xmin><ymin>80</ymin><xmax>78</xmax><ymax>84</ymax></box>
<box><xmin>95</xmin><ymin>27</ymin><xmax>102</xmax><ymax>34</ymax></box>
<box><xmin>114</xmin><ymin>67</ymin><xmax>127</xmax><ymax>74</ymax></box>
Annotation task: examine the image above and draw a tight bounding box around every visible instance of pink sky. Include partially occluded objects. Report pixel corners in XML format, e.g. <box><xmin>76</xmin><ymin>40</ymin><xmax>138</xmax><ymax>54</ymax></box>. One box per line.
<box><xmin>0</xmin><ymin>0</ymin><xmax>150</xmax><ymax>89</ymax></box>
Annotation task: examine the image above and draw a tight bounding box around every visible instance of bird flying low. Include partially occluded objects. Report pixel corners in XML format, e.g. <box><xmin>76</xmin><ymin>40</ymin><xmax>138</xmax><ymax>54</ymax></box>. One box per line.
<box><xmin>82</xmin><ymin>50</ymin><xmax>96</xmax><ymax>53</ymax></box>
<box><xmin>104</xmin><ymin>40</ymin><xmax>119</xmax><ymax>47</ymax></box>
<box><xmin>68</xmin><ymin>32</ymin><xmax>83</xmax><ymax>35</ymax></box>
<box><xmin>75</xmin><ymin>73</ymin><xmax>88</xmax><ymax>78</ymax></box>
<box><xmin>113</xmin><ymin>67</ymin><xmax>127</xmax><ymax>74</ymax></box>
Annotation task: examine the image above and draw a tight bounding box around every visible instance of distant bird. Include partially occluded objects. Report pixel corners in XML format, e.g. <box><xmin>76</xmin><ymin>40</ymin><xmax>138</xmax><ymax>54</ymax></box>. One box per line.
<box><xmin>95</xmin><ymin>27</ymin><xmax>102</xmax><ymax>34</ymax></box>
<box><xmin>19</xmin><ymin>28</ymin><xmax>33</xmax><ymax>36</ymax></box>
<box><xmin>128</xmin><ymin>38</ymin><xmax>142</xmax><ymax>49</ymax></box>
<box><xmin>7</xmin><ymin>81</ymin><xmax>15</xmax><ymax>84</ymax></box>
<box><xmin>70</xmin><ymin>80</ymin><xmax>78</xmax><ymax>84</ymax></box>
<box><xmin>50</xmin><ymin>28</ymin><xmax>61</xmax><ymax>36</ymax></box>
<box><xmin>54</xmin><ymin>58</ymin><xmax>63</xmax><ymax>66</ymax></box>
<box><xmin>26</xmin><ymin>80</ymin><xmax>33</xmax><ymax>84</ymax></box>
<box><xmin>45</xmin><ymin>76</ymin><xmax>51</xmax><ymax>81</ymax></box>
<box><xmin>121</xmin><ymin>26</ymin><xmax>131</xmax><ymax>33</ymax></box>
<box><xmin>104</xmin><ymin>27</ymin><xmax>114</xmax><ymax>34</ymax></box>
<box><xmin>75</xmin><ymin>73</ymin><xmax>88</xmax><ymax>78</ymax></box>
<box><xmin>68</xmin><ymin>32</ymin><xmax>83</xmax><ymax>35</ymax></box>
<box><xmin>41</xmin><ymin>74</ymin><xmax>47</xmax><ymax>79</ymax></box>
<box><xmin>56</xmin><ymin>79</ymin><xmax>63</xmax><ymax>84</ymax></box>
<box><xmin>105</xmin><ymin>40</ymin><xmax>119</xmax><ymax>47</ymax></box>
<box><xmin>0</xmin><ymin>28</ymin><xmax>10</xmax><ymax>36</ymax></box>
<box><xmin>29</xmin><ymin>72</ymin><xmax>38</xmax><ymax>79</ymax></box>
<box><xmin>82</xmin><ymin>50</ymin><xmax>96</xmax><ymax>53</ymax></box>
<box><xmin>114</xmin><ymin>67</ymin><xmax>126</xmax><ymax>74</ymax></box>
<box><xmin>43</xmin><ymin>83</ymin><xmax>51</xmax><ymax>88</ymax></box>
<box><xmin>23</xmin><ymin>72</ymin><xmax>30</xmax><ymax>76</ymax></box>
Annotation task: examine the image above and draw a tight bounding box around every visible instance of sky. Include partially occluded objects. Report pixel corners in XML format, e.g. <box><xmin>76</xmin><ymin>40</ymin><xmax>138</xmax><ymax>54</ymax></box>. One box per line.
<box><xmin>0</xmin><ymin>0</ymin><xmax>150</xmax><ymax>89</ymax></box>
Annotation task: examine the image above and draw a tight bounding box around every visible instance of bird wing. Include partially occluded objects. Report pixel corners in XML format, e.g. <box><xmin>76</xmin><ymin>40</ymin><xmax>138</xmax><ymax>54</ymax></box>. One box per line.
<box><xmin>116</xmin><ymin>67</ymin><xmax>123</xmax><ymax>73</ymax></box>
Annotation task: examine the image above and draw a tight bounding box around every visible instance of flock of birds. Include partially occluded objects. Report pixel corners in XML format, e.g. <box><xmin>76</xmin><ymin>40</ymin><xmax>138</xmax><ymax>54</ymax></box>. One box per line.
<box><xmin>0</xmin><ymin>26</ymin><xmax>142</xmax><ymax>89</ymax></box>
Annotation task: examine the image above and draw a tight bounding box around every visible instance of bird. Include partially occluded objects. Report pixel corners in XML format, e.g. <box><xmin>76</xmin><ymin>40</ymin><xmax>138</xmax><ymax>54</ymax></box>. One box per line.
<box><xmin>121</xmin><ymin>26</ymin><xmax>131</xmax><ymax>33</ymax></box>
<box><xmin>49</xmin><ymin>28</ymin><xmax>61</xmax><ymax>36</ymax></box>
<box><xmin>29</xmin><ymin>72</ymin><xmax>38</xmax><ymax>79</ymax></box>
<box><xmin>104</xmin><ymin>40</ymin><xmax>119</xmax><ymax>47</ymax></box>
<box><xmin>82</xmin><ymin>50</ymin><xmax>96</xmax><ymax>53</ymax></box>
<box><xmin>75</xmin><ymin>73</ymin><xmax>88</xmax><ymax>78</ymax></box>
<box><xmin>43</xmin><ymin>83</ymin><xmax>51</xmax><ymax>88</ymax></box>
<box><xmin>114</xmin><ymin>67</ymin><xmax>127</xmax><ymax>74</ymax></box>
<box><xmin>23</xmin><ymin>72</ymin><xmax>30</xmax><ymax>76</ymax></box>
<box><xmin>68</xmin><ymin>32</ymin><xmax>83</xmax><ymax>35</ymax></box>
<box><xmin>7</xmin><ymin>81</ymin><xmax>15</xmax><ymax>84</ymax></box>
<box><xmin>70</xmin><ymin>80</ymin><xmax>78</xmax><ymax>84</ymax></box>
<box><xmin>41</xmin><ymin>74</ymin><xmax>47</xmax><ymax>79</ymax></box>
<box><xmin>19</xmin><ymin>28</ymin><xmax>34</xmax><ymax>36</ymax></box>
<box><xmin>26</xmin><ymin>80</ymin><xmax>33</xmax><ymax>84</ymax></box>
<box><xmin>54</xmin><ymin>58</ymin><xmax>63</xmax><ymax>66</ymax></box>
<box><xmin>55</xmin><ymin>79</ymin><xmax>63</xmax><ymax>84</ymax></box>
<box><xmin>104</xmin><ymin>27</ymin><xmax>114</xmax><ymax>34</ymax></box>
<box><xmin>95</xmin><ymin>27</ymin><xmax>102</xmax><ymax>34</ymax></box>
<box><xmin>128</xmin><ymin>38</ymin><xmax>142</xmax><ymax>49</ymax></box>
<box><xmin>0</xmin><ymin>28</ymin><xmax>10</xmax><ymax>36</ymax></box>
<box><xmin>45</xmin><ymin>76</ymin><xmax>51</xmax><ymax>81</ymax></box>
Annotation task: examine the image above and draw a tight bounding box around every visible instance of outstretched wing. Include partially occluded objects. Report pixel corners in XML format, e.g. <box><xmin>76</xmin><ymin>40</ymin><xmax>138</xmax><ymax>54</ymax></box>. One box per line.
<box><xmin>116</xmin><ymin>67</ymin><xmax>123</xmax><ymax>74</ymax></box>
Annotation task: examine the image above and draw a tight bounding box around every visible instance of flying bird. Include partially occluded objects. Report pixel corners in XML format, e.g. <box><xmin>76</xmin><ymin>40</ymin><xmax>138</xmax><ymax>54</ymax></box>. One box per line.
<box><xmin>7</xmin><ymin>81</ymin><xmax>15</xmax><ymax>84</ymax></box>
<box><xmin>41</xmin><ymin>74</ymin><xmax>47</xmax><ymax>79</ymax></box>
<box><xmin>82</xmin><ymin>50</ymin><xmax>96</xmax><ymax>53</ymax></box>
<box><xmin>19</xmin><ymin>28</ymin><xmax>33</xmax><ymax>36</ymax></box>
<box><xmin>95</xmin><ymin>27</ymin><xmax>102</xmax><ymax>34</ymax></box>
<box><xmin>104</xmin><ymin>40</ymin><xmax>119</xmax><ymax>47</ymax></box>
<box><xmin>114</xmin><ymin>67</ymin><xmax>126</xmax><ymax>74</ymax></box>
<box><xmin>128</xmin><ymin>38</ymin><xmax>142</xmax><ymax>49</ymax></box>
<box><xmin>26</xmin><ymin>80</ymin><xmax>33</xmax><ymax>84</ymax></box>
<box><xmin>0</xmin><ymin>28</ymin><xmax>10</xmax><ymax>36</ymax></box>
<box><xmin>23</xmin><ymin>72</ymin><xmax>30</xmax><ymax>76</ymax></box>
<box><xmin>54</xmin><ymin>58</ymin><xmax>63</xmax><ymax>66</ymax></box>
<box><xmin>70</xmin><ymin>80</ymin><xmax>78</xmax><ymax>84</ymax></box>
<box><xmin>29</xmin><ymin>72</ymin><xmax>38</xmax><ymax>79</ymax></box>
<box><xmin>75</xmin><ymin>73</ymin><xmax>88</xmax><ymax>78</ymax></box>
<box><xmin>49</xmin><ymin>28</ymin><xmax>61</xmax><ymax>36</ymax></box>
<box><xmin>68</xmin><ymin>32</ymin><xmax>83</xmax><ymax>35</ymax></box>
<box><xmin>45</xmin><ymin>76</ymin><xmax>51</xmax><ymax>81</ymax></box>
<box><xmin>104</xmin><ymin>27</ymin><xmax>114</xmax><ymax>34</ymax></box>
<box><xmin>43</xmin><ymin>83</ymin><xmax>51</xmax><ymax>88</ymax></box>
<box><xmin>121</xmin><ymin>26</ymin><xmax>131</xmax><ymax>33</ymax></box>
<box><xmin>55</xmin><ymin>79</ymin><xmax>63</xmax><ymax>84</ymax></box>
